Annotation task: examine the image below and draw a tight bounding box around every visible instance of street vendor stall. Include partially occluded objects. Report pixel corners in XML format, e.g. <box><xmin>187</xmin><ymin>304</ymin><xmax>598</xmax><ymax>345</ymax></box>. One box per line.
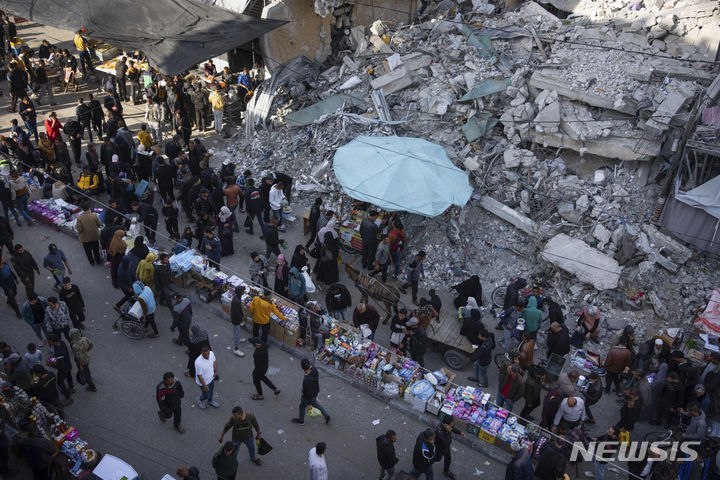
<box><xmin>0</xmin><ymin>384</ymin><xmax>100</xmax><ymax>478</ymax></box>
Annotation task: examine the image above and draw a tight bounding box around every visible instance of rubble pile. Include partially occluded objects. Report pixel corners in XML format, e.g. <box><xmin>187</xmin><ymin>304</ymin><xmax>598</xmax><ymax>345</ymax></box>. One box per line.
<box><xmin>229</xmin><ymin>0</ymin><xmax>720</xmax><ymax>338</ymax></box>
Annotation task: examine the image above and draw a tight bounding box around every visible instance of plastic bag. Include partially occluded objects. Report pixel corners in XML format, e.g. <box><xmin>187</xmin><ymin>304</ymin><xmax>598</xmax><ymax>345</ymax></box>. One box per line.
<box><xmin>307</xmin><ymin>407</ymin><xmax>322</xmax><ymax>418</ymax></box>
<box><xmin>302</xmin><ymin>266</ymin><xmax>316</xmax><ymax>294</ymax></box>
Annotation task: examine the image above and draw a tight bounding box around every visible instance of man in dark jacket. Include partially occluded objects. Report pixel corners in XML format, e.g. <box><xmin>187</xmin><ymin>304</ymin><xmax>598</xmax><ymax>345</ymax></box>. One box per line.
<box><xmin>244</xmin><ymin>178</ymin><xmax>265</xmax><ymax>236</ymax></box>
<box><xmin>434</xmin><ymin>417</ymin><xmax>464</xmax><ymax>479</ymax></box>
<box><xmin>156</xmin><ymin>371</ymin><xmax>185</xmax><ymax>433</ymax></box>
<box><xmin>190</xmin><ymin>88</ymin><xmax>207</xmax><ymax>132</ymax></box>
<box><xmin>407</xmin><ymin>317</ymin><xmax>428</xmax><ymax>368</ymax></box>
<box><xmin>31</xmin><ymin>364</ymin><xmax>64</xmax><ymax>417</ymax></box>
<box><xmin>376</xmin><ymin>430</ymin><xmax>399</xmax><ymax>480</ymax></box>
<box><xmin>250</xmin><ymin>337</ymin><xmax>279</xmax><ymax>399</ymax></box>
<box><xmin>0</xmin><ymin>215</ymin><xmax>13</xmax><ymax>254</ymax></box>
<box><xmin>468</xmin><ymin>328</ymin><xmax>494</xmax><ymax>387</ymax></box>
<box><xmin>583</xmin><ymin>372</ymin><xmax>603</xmax><ymax>424</ymax></box>
<box><xmin>88</xmin><ymin>94</ymin><xmax>104</xmax><ymax>138</ymax></box>
<box><xmin>59</xmin><ymin>277</ymin><xmax>85</xmax><ymax>329</ymax></box>
<box><xmin>497</xmin><ymin>363</ymin><xmax>525</xmax><ymax>412</ymax></box>
<box><xmin>546</xmin><ymin>321</ymin><xmax>570</xmax><ymax>358</ymax></box>
<box><xmin>505</xmin><ymin>442</ymin><xmax>534</xmax><ymax>480</ymax></box>
<box><xmin>47</xmin><ymin>333</ymin><xmax>74</xmax><ymax>402</ymax></box>
<box><xmin>264</xmin><ymin>217</ymin><xmax>281</xmax><ymax>260</ymax></box>
<box><xmin>131</xmin><ymin>201</ymin><xmax>159</xmax><ymax>244</ymax></box>
<box><xmin>11</xmin><ymin>244</ymin><xmax>40</xmax><ymax>296</ymax></box>
<box><xmin>218</xmin><ymin>406</ymin><xmax>263</xmax><ymax>465</ymax></box>
<box><xmin>410</xmin><ymin>428</ymin><xmax>436</xmax><ymax>478</ymax></box>
<box><xmin>352</xmin><ymin>303</ymin><xmax>380</xmax><ymax>340</ymax></box>
<box><xmin>533</xmin><ymin>437</ymin><xmax>566</xmax><ymax>480</ymax></box>
<box><xmin>292</xmin><ymin>358</ymin><xmax>330</xmax><ymax>425</ymax></box>
<box><xmin>499</xmin><ymin>278</ymin><xmax>527</xmax><ymax>330</ymax></box>
<box><xmin>360</xmin><ymin>210</ymin><xmax>379</xmax><ymax>270</ymax></box>
<box><xmin>170</xmin><ymin>294</ymin><xmax>192</xmax><ymax>347</ymax></box>
<box><xmin>8</xmin><ymin>63</ymin><xmax>27</xmax><ymax>112</ymax></box>
<box><xmin>604</xmin><ymin>336</ymin><xmax>632</xmax><ymax>393</ymax></box>
<box><xmin>325</xmin><ymin>283</ymin><xmax>352</xmax><ymax>321</ymax></box>
<box><xmin>155</xmin><ymin>253</ymin><xmax>173</xmax><ymax>310</ymax></box>
<box><xmin>76</xmin><ymin>97</ymin><xmax>93</xmax><ymax>142</ymax></box>
<box><xmin>154</xmin><ymin>157</ymin><xmax>175</xmax><ymax>203</ymax></box>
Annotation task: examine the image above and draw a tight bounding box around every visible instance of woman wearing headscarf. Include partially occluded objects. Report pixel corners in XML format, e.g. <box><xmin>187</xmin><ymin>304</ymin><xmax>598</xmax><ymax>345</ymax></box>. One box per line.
<box><xmin>291</xmin><ymin>245</ymin><xmax>310</xmax><ymax>271</ymax></box>
<box><xmin>107</xmin><ymin>229</ymin><xmax>127</xmax><ymax>288</ymax></box>
<box><xmin>314</xmin><ymin>219</ymin><xmax>339</xmax><ymax>285</ymax></box>
<box><xmin>136</xmin><ymin>252</ymin><xmax>156</xmax><ymax>291</ymax></box>
<box><xmin>576</xmin><ymin>305</ymin><xmax>601</xmax><ymax>344</ymax></box>
<box><xmin>452</xmin><ymin>275</ymin><xmax>483</xmax><ymax>309</ymax></box>
<box><xmin>460</xmin><ymin>297</ymin><xmax>481</xmax><ymax>319</ymax></box>
<box><xmin>186</xmin><ymin>324</ymin><xmax>210</xmax><ymax>377</ymax></box>
<box><xmin>114</xmin><ymin>254</ymin><xmax>136</xmax><ymax>312</ymax></box>
<box><xmin>215</xmin><ymin>206</ymin><xmax>235</xmax><ymax>257</ymax></box>
<box><xmin>274</xmin><ymin>254</ymin><xmax>289</xmax><ymax>296</ymax></box>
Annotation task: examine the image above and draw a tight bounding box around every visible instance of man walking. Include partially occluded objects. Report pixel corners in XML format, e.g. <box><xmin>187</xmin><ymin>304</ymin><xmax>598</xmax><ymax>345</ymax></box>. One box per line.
<box><xmin>47</xmin><ymin>334</ymin><xmax>74</xmax><ymax>404</ymax></box>
<box><xmin>604</xmin><ymin>335</ymin><xmax>632</xmax><ymax>393</ymax></box>
<box><xmin>434</xmin><ymin>416</ymin><xmax>464</xmax><ymax>479</ymax></box>
<box><xmin>399</xmin><ymin>251</ymin><xmax>426</xmax><ymax>306</ymax></box>
<box><xmin>59</xmin><ymin>277</ymin><xmax>85</xmax><ymax>329</ymax></box>
<box><xmin>409</xmin><ymin>429</ymin><xmax>436</xmax><ymax>479</ymax></box>
<box><xmin>195</xmin><ymin>344</ymin><xmax>219</xmax><ymax>409</ymax></box>
<box><xmin>212</xmin><ymin>442</ymin><xmax>239</xmax><ymax>480</ymax></box>
<box><xmin>308</xmin><ymin>442</ymin><xmax>328</xmax><ymax>480</ymax></box>
<box><xmin>43</xmin><ymin>243</ymin><xmax>72</xmax><ymax>291</ymax></box>
<box><xmin>76</xmin><ymin>205</ymin><xmax>103</xmax><ymax>265</ymax></box>
<box><xmin>250</xmin><ymin>338</ymin><xmax>280</xmax><ymax>400</ymax></box>
<box><xmin>218</xmin><ymin>406</ymin><xmax>263</xmax><ymax>466</ymax></box>
<box><xmin>376</xmin><ymin>430</ymin><xmax>398</xmax><ymax>480</ymax></box>
<box><xmin>156</xmin><ymin>371</ymin><xmax>185</xmax><ymax>433</ymax></box>
<box><xmin>69</xmin><ymin>328</ymin><xmax>96</xmax><ymax>392</ymax></box>
<box><xmin>11</xmin><ymin>244</ymin><xmax>40</xmax><ymax>296</ymax></box>
<box><xmin>44</xmin><ymin>297</ymin><xmax>71</xmax><ymax>342</ymax></box>
<box><xmin>292</xmin><ymin>358</ymin><xmax>330</xmax><ymax>425</ymax></box>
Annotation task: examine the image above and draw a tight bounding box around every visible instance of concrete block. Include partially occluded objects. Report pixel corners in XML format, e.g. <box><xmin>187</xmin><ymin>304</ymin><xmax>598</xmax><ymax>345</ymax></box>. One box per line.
<box><xmin>534</xmin><ymin>101</ymin><xmax>560</xmax><ymax>131</ymax></box>
<box><xmin>480</xmin><ymin>196</ymin><xmax>550</xmax><ymax>238</ymax></box>
<box><xmin>369</xmin><ymin>34</ymin><xmax>394</xmax><ymax>54</ymax></box>
<box><xmin>593</xmin><ymin>224</ymin><xmax>612</xmax><ymax>247</ymax></box>
<box><xmin>370</xmin><ymin>67</ymin><xmax>412</xmax><ymax>94</ymax></box>
<box><xmin>642</xmin><ymin>224</ymin><xmax>692</xmax><ymax>264</ymax></box>
<box><xmin>541</xmin><ymin>234</ymin><xmax>622</xmax><ymax>290</ymax></box>
<box><xmin>343</xmin><ymin>56</ymin><xmax>359</xmax><ymax>71</ymax></box>
<box><xmin>400</xmin><ymin>52</ymin><xmax>433</xmax><ymax>72</ymax></box>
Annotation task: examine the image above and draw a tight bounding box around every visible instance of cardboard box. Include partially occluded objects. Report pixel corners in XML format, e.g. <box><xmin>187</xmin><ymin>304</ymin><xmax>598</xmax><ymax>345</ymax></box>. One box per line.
<box><xmin>478</xmin><ymin>430</ymin><xmax>496</xmax><ymax>444</ymax></box>
<box><xmin>433</xmin><ymin>368</ymin><xmax>457</xmax><ymax>393</ymax></box>
<box><xmin>221</xmin><ymin>303</ymin><xmax>231</xmax><ymax>315</ymax></box>
<box><xmin>269</xmin><ymin>321</ymin><xmax>284</xmax><ymax>340</ymax></box>
<box><xmin>466</xmin><ymin>424</ymin><xmax>481</xmax><ymax>437</ymax></box>
<box><xmin>283</xmin><ymin>327</ymin><xmax>298</xmax><ymax>347</ymax></box>
<box><xmin>303</xmin><ymin>209</ymin><xmax>311</xmax><ymax>235</ymax></box>
<box><xmin>425</xmin><ymin>395</ymin><xmax>442</xmax><ymax>416</ymax></box>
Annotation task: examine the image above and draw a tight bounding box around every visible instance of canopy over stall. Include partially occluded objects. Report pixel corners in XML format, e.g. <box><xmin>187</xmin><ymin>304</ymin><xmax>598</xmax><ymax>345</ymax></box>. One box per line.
<box><xmin>660</xmin><ymin>174</ymin><xmax>720</xmax><ymax>254</ymax></box>
<box><xmin>333</xmin><ymin>136</ymin><xmax>473</xmax><ymax>217</ymax></box>
<box><xmin>0</xmin><ymin>0</ymin><xmax>286</xmax><ymax>75</ymax></box>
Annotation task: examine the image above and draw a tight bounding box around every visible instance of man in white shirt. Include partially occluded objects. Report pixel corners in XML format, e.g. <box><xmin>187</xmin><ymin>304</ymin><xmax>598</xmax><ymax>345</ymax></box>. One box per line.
<box><xmin>268</xmin><ymin>182</ymin><xmax>285</xmax><ymax>231</ymax></box>
<box><xmin>308</xmin><ymin>442</ymin><xmax>328</xmax><ymax>480</ymax></box>
<box><xmin>195</xmin><ymin>345</ymin><xmax>219</xmax><ymax>409</ymax></box>
<box><xmin>553</xmin><ymin>396</ymin><xmax>586</xmax><ymax>429</ymax></box>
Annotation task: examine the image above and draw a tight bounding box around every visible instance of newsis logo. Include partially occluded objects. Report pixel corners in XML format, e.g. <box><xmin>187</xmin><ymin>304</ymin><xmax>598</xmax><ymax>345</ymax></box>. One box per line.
<box><xmin>570</xmin><ymin>441</ymin><xmax>703</xmax><ymax>463</ymax></box>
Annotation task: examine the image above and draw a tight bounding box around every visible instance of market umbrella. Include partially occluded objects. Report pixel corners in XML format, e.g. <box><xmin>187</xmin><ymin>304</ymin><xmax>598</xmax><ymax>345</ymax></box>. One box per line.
<box><xmin>333</xmin><ymin>136</ymin><xmax>473</xmax><ymax>217</ymax></box>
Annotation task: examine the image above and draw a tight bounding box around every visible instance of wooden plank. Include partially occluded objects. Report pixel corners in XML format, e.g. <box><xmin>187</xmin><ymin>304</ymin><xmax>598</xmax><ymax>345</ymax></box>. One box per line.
<box><xmin>426</xmin><ymin>312</ymin><xmax>474</xmax><ymax>353</ymax></box>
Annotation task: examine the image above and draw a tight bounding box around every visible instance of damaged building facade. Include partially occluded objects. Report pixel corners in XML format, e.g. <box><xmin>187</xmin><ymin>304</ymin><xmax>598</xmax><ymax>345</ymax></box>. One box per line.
<box><xmin>225</xmin><ymin>0</ymin><xmax>720</xmax><ymax>344</ymax></box>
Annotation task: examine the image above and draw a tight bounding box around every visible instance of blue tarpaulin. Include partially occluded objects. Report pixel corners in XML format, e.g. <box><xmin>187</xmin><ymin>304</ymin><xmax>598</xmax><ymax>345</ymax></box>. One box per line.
<box><xmin>333</xmin><ymin>136</ymin><xmax>473</xmax><ymax>217</ymax></box>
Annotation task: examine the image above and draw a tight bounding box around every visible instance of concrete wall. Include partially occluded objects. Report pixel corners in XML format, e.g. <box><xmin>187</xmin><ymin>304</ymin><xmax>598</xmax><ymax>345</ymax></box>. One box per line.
<box><xmin>260</xmin><ymin>0</ymin><xmax>417</xmax><ymax>72</ymax></box>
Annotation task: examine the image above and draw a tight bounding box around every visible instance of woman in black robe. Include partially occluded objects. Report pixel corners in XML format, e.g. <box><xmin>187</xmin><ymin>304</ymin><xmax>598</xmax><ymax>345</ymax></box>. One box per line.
<box><xmin>291</xmin><ymin>245</ymin><xmax>310</xmax><ymax>271</ymax></box>
<box><xmin>452</xmin><ymin>275</ymin><xmax>483</xmax><ymax>309</ymax></box>
<box><xmin>315</xmin><ymin>231</ymin><xmax>339</xmax><ymax>285</ymax></box>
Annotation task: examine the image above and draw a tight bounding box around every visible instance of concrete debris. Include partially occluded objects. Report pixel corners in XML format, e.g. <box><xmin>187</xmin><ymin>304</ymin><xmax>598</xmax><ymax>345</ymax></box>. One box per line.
<box><xmin>541</xmin><ymin>234</ymin><xmax>622</xmax><ymax>290</ymax></box>
<box><xmin>241</xmin><ymin>0</ymin><xmax>719</xmax><ymax>340</ymax></box>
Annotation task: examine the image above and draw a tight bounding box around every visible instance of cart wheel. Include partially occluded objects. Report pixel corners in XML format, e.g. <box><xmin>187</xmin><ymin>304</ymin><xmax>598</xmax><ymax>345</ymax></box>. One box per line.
<box><xmin>443</xmin><ymin>349</ymin><xmax>468</xmax><ymax>370</ymax></box>
<box><xmin>121</xmin><ymin>320</ymin><xmax>145</xmax><ymax>340</ymax></box>
<box><xmin>491</xmin><ymin>286</ymin><xmax>507</xmax><ymax>309</ymax></box>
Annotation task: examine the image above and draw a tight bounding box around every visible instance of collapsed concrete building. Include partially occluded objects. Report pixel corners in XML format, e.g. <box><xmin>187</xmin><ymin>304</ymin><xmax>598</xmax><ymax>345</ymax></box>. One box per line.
<box><xmin>212</xmin><ymin>0</ymin><xmax>720</xmax><ymax>346</ymax></box>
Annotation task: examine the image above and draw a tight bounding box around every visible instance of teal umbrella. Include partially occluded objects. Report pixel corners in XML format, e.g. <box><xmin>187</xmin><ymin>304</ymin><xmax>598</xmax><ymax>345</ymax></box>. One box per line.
<box><xmin>333</xmin><ymin>136</ymin><xmax>473</xmax><ymax>217</ymax></box>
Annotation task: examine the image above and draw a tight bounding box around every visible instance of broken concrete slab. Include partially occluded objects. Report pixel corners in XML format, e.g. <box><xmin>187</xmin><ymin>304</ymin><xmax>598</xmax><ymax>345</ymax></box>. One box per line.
<box><xmin>534</xmin><ymin>100</ymin><xmax>560</xmax><ymax>133</ymax></box>
<box><xmin>642</xmin><ymin>224</ymin><xmax>692</xmax><ymax>265</ymax></box>
<box><xmin>541</xmin><ymin>233</ymin><xmax>622</xmax><ymax>290</ymax></box>
<box><xmin>286</xmin><ymin>94</ymin><xmax>367</xmax><ymax>126</ymax></box>
<box><xmin>529</xmin><ymin>70</ymin><xmax>636</xmax><ymax>115</ymax></box>
<box><xmin>646</xmin><ymin>82</ymin><xmax>696</xmax><ymax>131</ymax></box>
<box><xmin>531</xmin><ymin>130</ymin><xmax>662</xmax><ymax>162</ymax></box>
<box><xmin>462</xmin><ymin>112</ymin><xmax>498</xmax><ymax>142</ymax></box>
<box><xmin>399</xmin><ymin>52</ymin><xmax>433</xmax><ymax>72</ymax></box>
<box><xmin>480</xmin><ymin>196</ymin><xmax>553</xmax><ymax>238</ymax></box>
<box><xmin>369</xmin><ymin>34</ymin><xmax>394</xmax><ymax>54</ymax></box>
<box><xmin>370</xmin><ymin>66</ymin><xmax>412</xmax><ymax>94</ymax></box>
<box><xmin>593</xmin><ymin>224</ymin><xmax>612</xmax><ymax>248</ymax></box>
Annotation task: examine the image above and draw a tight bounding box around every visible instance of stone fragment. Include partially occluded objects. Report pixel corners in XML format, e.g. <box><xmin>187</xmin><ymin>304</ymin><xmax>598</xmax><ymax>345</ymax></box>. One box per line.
<box><xmin>541</xmin><ymin>234</ymin><xmax>622</xmax><ymax>290</ymax></box>
<box><xmin>370</xmin><ymin>67</ymin><xmax>412</xmax><ymax>94</ymax></box>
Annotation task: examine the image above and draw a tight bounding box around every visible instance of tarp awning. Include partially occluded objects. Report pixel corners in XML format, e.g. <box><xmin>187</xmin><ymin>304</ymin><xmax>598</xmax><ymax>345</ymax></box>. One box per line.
<box><xmin>675</xmin><ymin>174</ymin><xmax>720</xmax><ymax>219</ymax></box>
<box><xmin>0</xmin><ymin>0</ymin><xmax>286</xmax><ymax>75</ymax></box>
<box><xmin>333</xmin><ymin>136</ymin><xmax>473</xmax><ymax>217</ymax></box>
<box><xmin>694</xmin><ymin>288</ymin><xmax>720</xmax><ymax>335</ymax></box>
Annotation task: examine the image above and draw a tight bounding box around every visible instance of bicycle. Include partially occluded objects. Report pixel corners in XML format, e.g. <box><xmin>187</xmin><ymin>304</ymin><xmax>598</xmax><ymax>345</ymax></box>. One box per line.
<box><xmin>491</xmin><ymin>274</ymin><xmax>552</xmax><ymax>309</ymax></box>
<box><xmin>643</xmin><ymin>411</ymin><xmax>688</xmax><ymax>442</ymax></box>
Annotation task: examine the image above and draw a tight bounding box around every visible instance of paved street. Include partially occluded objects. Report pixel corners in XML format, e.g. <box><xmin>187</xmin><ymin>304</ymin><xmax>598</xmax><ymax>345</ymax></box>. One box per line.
<box><xmin>0</xmin><ymin>20</ymin><xmax>638</xmax><ymax>480</ymax></box>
